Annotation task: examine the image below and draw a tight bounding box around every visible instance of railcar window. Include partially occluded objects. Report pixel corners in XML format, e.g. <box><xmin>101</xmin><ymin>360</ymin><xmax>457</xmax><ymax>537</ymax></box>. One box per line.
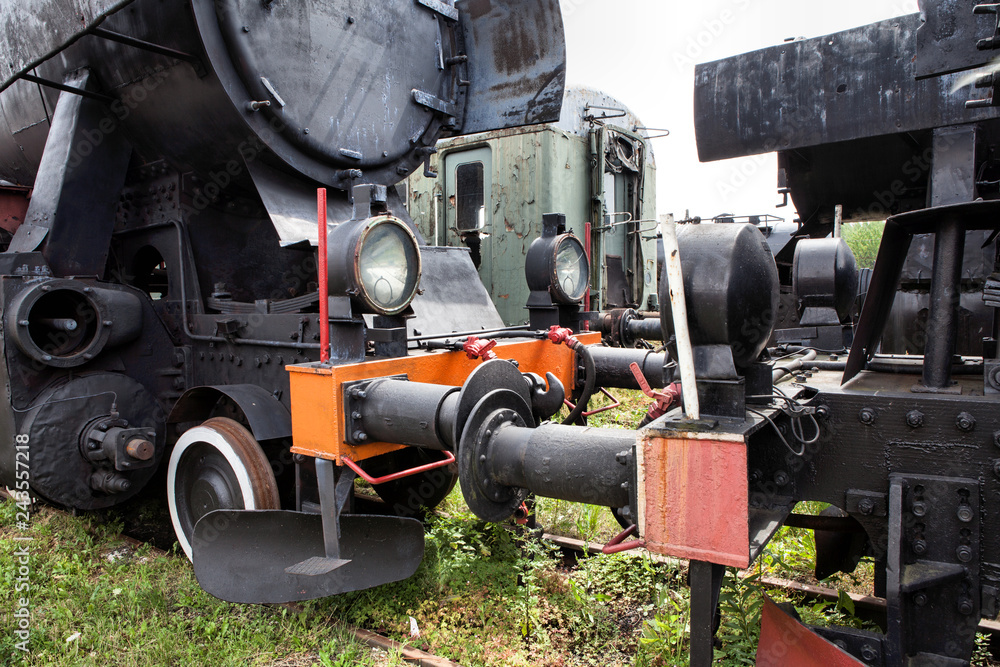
<box><xmin>456</xmin><ymin>161</ymin><xmax>485</xmax><ymax>231</ymax></box>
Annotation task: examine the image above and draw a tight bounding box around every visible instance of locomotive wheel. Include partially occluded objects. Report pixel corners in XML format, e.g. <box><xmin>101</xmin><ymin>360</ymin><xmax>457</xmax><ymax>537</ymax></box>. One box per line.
<box><xmin>167</xmin><ymin>417</ymin><xmax>280</xmax><ymax>560</ymax></box>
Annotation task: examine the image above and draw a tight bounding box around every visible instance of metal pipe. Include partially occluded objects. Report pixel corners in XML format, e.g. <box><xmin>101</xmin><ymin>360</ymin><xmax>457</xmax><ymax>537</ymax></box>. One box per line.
<box><xmin>922</xmin><ymin>218</ymin><xmax>965</xmax><ymax>389</ymax></box>
<box><xmin>660</xmin><ymin>218</ymin><xmax>699</xmax><ymax>419</ymax></box>
<box><xmin>625</xmin><ymin>316</ymin><xmax>663</xmax><ymax>342</ymax></box>
<box><xmin>411</xmin><ymin>325</ymin><xmax>531</xmax><ymax>342</ymax></box>
<box><xmin>773</xmin><ymin>349</ymin><xmax>818</xmax><ymax>383</ymax></box>
<box><xmin>487</xmin><ymin>422</ymin><xmax>633</xmax><ymax>507</ymax></box>
<box><xmin>318</xmin><ymin>188</ymin><xmax>330</xmax><ymax>363</ymax></box>
<box><xmin>590</xmin><ymin>347</ymin><xmax>672</xmax><ymax>389</ymax></box>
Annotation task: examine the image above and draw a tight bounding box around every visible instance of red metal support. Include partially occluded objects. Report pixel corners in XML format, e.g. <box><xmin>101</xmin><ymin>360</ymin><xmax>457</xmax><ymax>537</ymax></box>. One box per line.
<box><xmin>318</xmin><ymin>188</ymin><xmax>329</xmax><ymax>363</ymax></box>
<box><xmin>562</xmin><ymin>387</ymin><xmax>621</xmax><ymax>417</ymax></box>
<box><xmin>341</xmin><ymin>450</ymin><xmax>456</xmax><ymax>485</ymax></box>
<box><xmin>583</xmin><ymin>221</ymin><xmax>591</xmax><ymax>330</ymax></box>
<box><xmin>602</xmin><ymin>524</ymin><xmax>645</xmax><ymax>554</ymax></box>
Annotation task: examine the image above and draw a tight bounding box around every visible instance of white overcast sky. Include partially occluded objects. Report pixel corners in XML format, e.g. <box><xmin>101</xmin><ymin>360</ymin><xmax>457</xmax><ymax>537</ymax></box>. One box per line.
<box><xmin>560</xmin><ymin>0</ymin><xmax>921</xmax><ymax>223</ymax></box>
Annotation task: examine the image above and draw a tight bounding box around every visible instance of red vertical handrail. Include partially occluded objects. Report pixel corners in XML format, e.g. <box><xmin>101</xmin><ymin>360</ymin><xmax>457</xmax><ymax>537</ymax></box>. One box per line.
<box><xmin>318</xmin><ymin>188</ymin><xmax>329</xmax><ymax>363</ymax></box>
<box><xmin>583</xmin><ymin>221</ymin><xmax>592</xmax><ymax>330</ymax></box>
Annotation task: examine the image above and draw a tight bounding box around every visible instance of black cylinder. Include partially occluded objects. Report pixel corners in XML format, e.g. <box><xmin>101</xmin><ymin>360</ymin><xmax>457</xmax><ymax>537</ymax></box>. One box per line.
<box><xmin>487</xmin><ymin>423</ymin><xmax>633</xmax><ymax>507</ymax></box>
<box><xmin>626</xmin><ymin>317</ymin><xmax>665</xmax><ymax>342</ymax></box>
<box><xmin>590</xmin><ymin>347</ymin><xmax>673</xmax><ymax>390</ymax></box>
<box><xmin>922</xmin><ymin>219</ymin><xmax>965</xmax><ymax>389</ymax></box>
<box><xmin>359</xmin><ymin>379</ymin><xmax>459</xmax><ymax>450</ymax></box>
<box><xmin>660</xmin><ymin>223</ymin><xmax>779</xmax><ymax>368</ymax></box>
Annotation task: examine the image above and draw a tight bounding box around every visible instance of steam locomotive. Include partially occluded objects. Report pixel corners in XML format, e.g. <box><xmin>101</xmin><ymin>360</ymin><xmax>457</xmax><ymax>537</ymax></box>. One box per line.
<box><xmin>3</xmin><ymin>0</ymin><xmax>1000</xmax><ymax>665</ymax></box>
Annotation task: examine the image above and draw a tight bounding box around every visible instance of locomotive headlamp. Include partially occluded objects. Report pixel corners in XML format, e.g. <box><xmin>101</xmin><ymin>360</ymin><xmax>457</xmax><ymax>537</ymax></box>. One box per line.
<box><xmin>328</xmin><ymin>215</ymin><xmax>422</xmax><ymax>315</ymax></box>
<box><xmin>525</xmin><ymin>230</ymin><xmax>590</xmax><ymax>304</ymax></box>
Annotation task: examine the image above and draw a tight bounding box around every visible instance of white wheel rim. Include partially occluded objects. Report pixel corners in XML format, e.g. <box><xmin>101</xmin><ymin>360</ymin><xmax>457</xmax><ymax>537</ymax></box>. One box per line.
<box><xmin>167</xmin><ymin>425</ymin><xmax>261</xmax><ymax>561</ymax></box>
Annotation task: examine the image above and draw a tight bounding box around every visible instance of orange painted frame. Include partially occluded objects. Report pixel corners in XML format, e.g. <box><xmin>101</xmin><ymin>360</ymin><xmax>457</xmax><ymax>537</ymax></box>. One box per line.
<box><xmin>638</xmin><ymin>429</ymin><xmax>749</xmax><ymax>568</ymax></box>
<box><xmin>287</xmin><ymin>333</ymin><xmax>600</xmax><ymax>463</ymax></box>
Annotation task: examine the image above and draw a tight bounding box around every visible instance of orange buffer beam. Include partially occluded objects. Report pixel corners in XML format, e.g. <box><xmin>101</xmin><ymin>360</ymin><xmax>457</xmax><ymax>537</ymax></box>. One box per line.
<box><xmin>287</xmin><ymin>332</ymin><xmax>600</xmax><ymax>463</ymax></box>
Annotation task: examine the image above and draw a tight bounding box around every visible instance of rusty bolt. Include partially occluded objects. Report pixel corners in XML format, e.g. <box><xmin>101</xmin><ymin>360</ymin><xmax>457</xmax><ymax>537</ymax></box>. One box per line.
<box><xmin>774</xmin><ymin>470</ymin><xmax>790</xmax><ymax>487</ymax></box>
<box><xmin>859</xmin><ymin>408</ymin><xmax>877</xmax><ymax>425</ymax></box>
<box><xmin>912</xmin><ymin>539</ymin><xmax>927</xmax><ymax>556</ymax></box>
<box><xmin>911</xmin><ymin>501</ymin><xmax>926</xmax><ymax>517</ymax></box>
<box><xmin>125</xmin><ymin>438</ymin><xmax>155</xmax><ymax>461</ymax></box>
<box><xmin>913</xmin><ymin>592</ymin><xmax>928</xmax><ymax>607</ymax></box>
<box><xmin>957</xmin><ymin>505</ymin><xmax>974</xmax><ymax>523</ymax></box>
<box><xmin>958</xmin><ymin>598</ymin><xmax>975</xmax><ymax>615</ymax></box>
<box><xmin>905</xmin><ymin>410</ymin><xmax>924</xmax><ymax>428</ymax></box>
<box><xmin>957</xmin><ymin>545</ymin><xmax>973</xmax><ymax>563</ymax></box>
<box><xmin>956</xmin><ymin>412</ymin><xmax>976</xmax><ymax>432</ymax></box>
<box><xmin>858</xmin><ymin>498</ymin><xmax>875</xmax><ymax>516</ymax></box>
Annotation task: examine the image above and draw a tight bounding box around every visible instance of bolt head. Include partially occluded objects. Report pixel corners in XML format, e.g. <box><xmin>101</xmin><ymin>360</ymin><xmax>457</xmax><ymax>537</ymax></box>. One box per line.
<box><xmin>956</xmin><ymin>412</ymin><xmax>976</xmax><ymax>432</ymax></box>
<box><xmin>906</xmin><ymin>410</ymin><xmax>924</xmax><ymax>428</ymax></box>
<box><xmin>911</xmin><ymin>501</ymin><xmax>926</xmax><ymax>517</ymax></box>
<box><xmin>860</xmin><ymin>645</ymin><xmax>878</xmax><ymax>661</ymax></box>
<box><xmin>858</xmin><ymin>498</ymin><xmax>875</xmax><ymax>515</ymax></box>
<box><xmin>957</xmin><ymin>505</ymin><xmax>974</xmax><ymax>523</ymax></box>
<box><xmin>912</xmin><ymin>539</ymin><xmax>927</xmax><ymax>555</ymax></box>
<box><xmin>956</xmin><ymin>545</ymin><xmax>973</xmax><ymax>563</ymax></box>
<box><xmin>859</xmin><ymin>408</ymin><xmax>877</xmax><ymax>425</ymax></box>
<box><xmin>914</xmin><ymin>592</ymin><xmax>928</xmax><ymax>607</ymax></box>
<box><xmin>774</xmin><ymin>471</ymin><xmax>790</xmax><ymax>487</ymax></box>
<box><xmin>958</xmin><ymin>599</ymin><xmax>975</xmax><ymax>615</ymax></box>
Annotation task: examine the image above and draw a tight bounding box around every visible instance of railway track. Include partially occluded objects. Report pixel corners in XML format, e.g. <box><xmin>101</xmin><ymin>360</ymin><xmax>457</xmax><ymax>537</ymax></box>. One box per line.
<box><xmin>541</xmin><ymin>532</ymin><xmax>1000</xmax><ymax>645</ymax></box>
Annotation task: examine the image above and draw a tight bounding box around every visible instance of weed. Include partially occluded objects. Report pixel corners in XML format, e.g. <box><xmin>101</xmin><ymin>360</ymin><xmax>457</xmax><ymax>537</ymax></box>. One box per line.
<box><xmin>842</xmin><ymin>220</ymin><xmax>885</xmax><ymax>269</ymax></box>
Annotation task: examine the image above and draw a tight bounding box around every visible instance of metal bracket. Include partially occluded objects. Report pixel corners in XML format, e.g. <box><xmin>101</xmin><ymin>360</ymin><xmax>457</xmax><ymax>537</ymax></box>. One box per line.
<box><xmin>417</xmin><ymin>0</ymin><xmax>459</xmax><ymax>21</ymax></box>
<box><xmin>284</xmin><ymin>458</ymin><xmax>352</xmax><ymax>576</ymax></box>
<box><xmin>412</xmin><ymin>89</ymin><xmax>457</xmax><ymax>117</ymax></box>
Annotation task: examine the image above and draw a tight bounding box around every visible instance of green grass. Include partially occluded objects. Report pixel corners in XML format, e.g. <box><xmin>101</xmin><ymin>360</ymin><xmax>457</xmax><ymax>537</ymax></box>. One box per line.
<box><xmin>842</xmin><ymin>221</ymin><xmax>885</xmax><ymax>269</ymax></box>
<box><xmin>0</xmin><ymin>501</ymin><xmax>405</xmax><ymax>667</ymax></box>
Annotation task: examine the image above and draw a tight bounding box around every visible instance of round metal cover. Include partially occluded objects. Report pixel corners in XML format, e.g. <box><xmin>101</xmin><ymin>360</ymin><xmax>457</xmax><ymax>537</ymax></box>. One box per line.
<box><xmin>195</xmin><ymin>0</ymin><xmax>461</xmax><ymax>186</ymax></box>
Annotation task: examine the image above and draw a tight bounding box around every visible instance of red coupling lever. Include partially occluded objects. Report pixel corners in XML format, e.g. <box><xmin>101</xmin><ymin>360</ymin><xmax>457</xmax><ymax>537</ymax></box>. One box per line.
<box><xmin>547</xmin><ymin>325</ymin><xmax>579</xmax><ymax>347</ymax></box>
<box><xmin>463</xmin><ymin>336</ymin><xmax>498</xmax><ymax>361</ymax></box>
<box><xmin>629</xmin><ymin>362</ymin><xmax>682</xmax><ymax>422</ymax></box>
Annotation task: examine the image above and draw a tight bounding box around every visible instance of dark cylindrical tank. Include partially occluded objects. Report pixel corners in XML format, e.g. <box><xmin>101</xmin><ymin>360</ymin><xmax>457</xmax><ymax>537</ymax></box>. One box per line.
<box><xmin>792</xmin><ymin>238</ymin><xmax>859</xmax><ymax>326</ymax></box>
<box><xmin>659</xmin><ymin>223</ymin><xmax>779</xmax><ymax>368</ymax></box>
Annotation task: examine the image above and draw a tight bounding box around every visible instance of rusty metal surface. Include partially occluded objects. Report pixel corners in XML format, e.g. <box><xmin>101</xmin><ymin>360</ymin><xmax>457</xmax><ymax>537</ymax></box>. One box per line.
<box><xmin>0</xmin><ymin>0</ymin><xmax>136</xmax><ymax>91</ymax></box>
<box><xmin>0</xmin><ymin>185</ymin><xmax>29</xmax><ymax>235</ymax></box>
<box><xmin>757</xmin><ymin>596</ymin><xmax>865</xmax><ymax>667</ymax></box>
<box><xmin>456</xmin><ymin>0</ymin><xmax>565</xmax><ymax>133</ymax></box>
<box><xmin>638</xmin><ymin>429</ymin><xmax>750</xmax><ymax>568</ymax></box>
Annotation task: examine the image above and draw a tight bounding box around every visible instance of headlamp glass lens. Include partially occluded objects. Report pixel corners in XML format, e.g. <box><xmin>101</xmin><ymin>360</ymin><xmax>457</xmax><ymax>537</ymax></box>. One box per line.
<box><xmin>359</xmin><ymin>222</ymin><xmax>419</xmax><ymax>312</ymax></box>
<box><xmin>554</xmin><ymin>238</ymin><xmax>589</xmax><ymax>302</ymax></box>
